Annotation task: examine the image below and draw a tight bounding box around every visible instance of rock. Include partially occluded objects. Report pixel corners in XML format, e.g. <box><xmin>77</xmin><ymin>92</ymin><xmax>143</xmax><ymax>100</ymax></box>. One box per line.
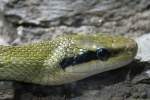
<box><xmin>3</xmin><ymin>0</ymin><xmax>150</xmax><ymax>36</ymax></box>
<box><xmin>0</xmin><ymin>82</ymin><xmax>14</xmax><ymax>100</ymax></box>
<box><xmin>135</xmin><ymin>33</ymin><xmax>150</xmax><ymax>62</ymax></box>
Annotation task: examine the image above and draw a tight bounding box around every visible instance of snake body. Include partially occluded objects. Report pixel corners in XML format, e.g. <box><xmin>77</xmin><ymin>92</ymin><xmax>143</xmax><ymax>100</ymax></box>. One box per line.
<box><xmin>0</xmin><ymin>35</ymin><xmax>137</xmax><ymax>85</ymax></box>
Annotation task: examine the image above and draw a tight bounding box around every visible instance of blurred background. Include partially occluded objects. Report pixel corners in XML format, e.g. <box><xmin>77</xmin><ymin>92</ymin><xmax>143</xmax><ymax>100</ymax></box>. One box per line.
<box><xmin>0</xmin><ymin>0</ymin><xmax>150</xmax><ymax>100</ymax></box>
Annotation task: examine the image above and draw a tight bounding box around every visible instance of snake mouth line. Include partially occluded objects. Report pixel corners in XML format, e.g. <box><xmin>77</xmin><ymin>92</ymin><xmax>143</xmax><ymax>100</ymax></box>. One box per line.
<box><xmin>64</xmin><ymin>59</ymin><xmax>133</xmax><ymax>74</ymax></box>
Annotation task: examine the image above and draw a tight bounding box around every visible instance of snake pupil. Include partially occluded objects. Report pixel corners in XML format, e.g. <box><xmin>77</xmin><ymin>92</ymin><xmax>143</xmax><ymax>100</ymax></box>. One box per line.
<box><xmin>96</xmin><ymin>48</ymin><xmax>110</xmax><ymax>60</ymax></box>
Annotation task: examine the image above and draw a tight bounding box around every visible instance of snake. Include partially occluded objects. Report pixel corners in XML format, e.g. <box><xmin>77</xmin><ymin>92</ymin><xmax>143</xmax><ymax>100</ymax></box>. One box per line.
<box><xmin>0</xmin><ymin>34</ymin><xmax>137</xmax><ymax>85</ymax></box>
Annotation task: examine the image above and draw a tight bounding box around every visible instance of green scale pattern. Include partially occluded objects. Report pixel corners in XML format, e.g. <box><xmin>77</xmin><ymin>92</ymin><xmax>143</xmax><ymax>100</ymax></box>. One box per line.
<box><xmin>0</xmin><ymin>35</ymin><xmax>137</xmax><ymax>85</ymax></box>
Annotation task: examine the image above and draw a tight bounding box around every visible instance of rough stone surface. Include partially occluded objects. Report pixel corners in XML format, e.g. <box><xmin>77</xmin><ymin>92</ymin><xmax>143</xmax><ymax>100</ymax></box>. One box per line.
<box><xmin>0</xmin><ymin>0</ymin><xmax>150</xmax><ymax>100</ymax></box>
<box><xmin>4</xmin><ymin>0</ymin><xmax>150</xmax><ymax>37</ymax></box>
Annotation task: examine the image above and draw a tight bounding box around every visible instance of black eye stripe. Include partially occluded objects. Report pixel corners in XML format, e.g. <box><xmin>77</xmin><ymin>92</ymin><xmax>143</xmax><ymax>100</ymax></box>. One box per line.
<box><xmin>60</xmin><ymin>51</ymin><xmax>97</xmax><ymax>69</ymax></box>
<box><xmin>60</xmin><ymin>48</ymin><xmax>110</xmax><ymax>69</ymax></box>
<box><xmin>75</xmin><ymin>51</ymin><xmax>97</xmax><ymax>63</ymax></box>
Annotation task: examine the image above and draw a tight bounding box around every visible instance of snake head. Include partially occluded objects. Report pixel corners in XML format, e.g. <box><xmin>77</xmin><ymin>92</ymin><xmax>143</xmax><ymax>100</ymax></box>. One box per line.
<box><xmin>50</xmin><ymin>34</ymin><xmax>137</xmax><ymax>85</ymax></box>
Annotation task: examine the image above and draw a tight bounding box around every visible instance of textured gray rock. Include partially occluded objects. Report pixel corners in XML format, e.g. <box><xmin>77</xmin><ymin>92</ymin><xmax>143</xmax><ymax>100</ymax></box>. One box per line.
<box><xmin>0</xmin><ymin>0</ymin><xmax>150</xmax><ymax>100</ymax></box>
<box><xmin>0</xmin><ymin>82</ymin><xmax>14</xmax><ymax>100</ymax></box>
<box><xmin>0</xmin><ymin>11</ymin><xmax>17</xmax><ymax>44</ymax></box>
<box><xmin>4</xmin><ymin>0</ymin><xmax>150</xmax><ymax>37</ymax></box>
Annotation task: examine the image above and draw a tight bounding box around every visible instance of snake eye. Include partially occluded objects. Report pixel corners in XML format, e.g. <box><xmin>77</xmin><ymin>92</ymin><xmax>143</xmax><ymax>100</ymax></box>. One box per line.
<box><xmin>96</xmin><ymin>48</ymin><xmax>110</xmax><ymax>60</ymax></box>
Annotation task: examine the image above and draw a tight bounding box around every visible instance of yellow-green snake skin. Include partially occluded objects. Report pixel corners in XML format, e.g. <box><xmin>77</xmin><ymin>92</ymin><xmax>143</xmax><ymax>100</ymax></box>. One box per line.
<box><xmin>0</xmin><ymin>34</ymin><xmax>137</xmax><ymax>85</ymax></box>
